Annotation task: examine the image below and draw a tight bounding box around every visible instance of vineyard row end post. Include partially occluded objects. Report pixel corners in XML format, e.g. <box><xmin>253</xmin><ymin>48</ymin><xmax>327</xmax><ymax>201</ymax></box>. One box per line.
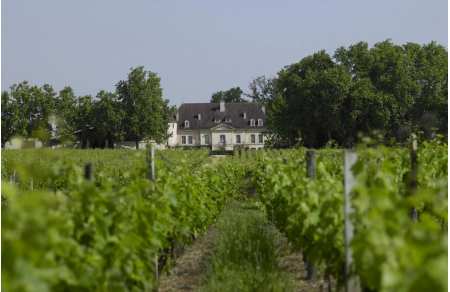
<box><xmin>344</xmin><ymin>150</ymin><xmax>360</xmax><ymax>292</ymax></box>
<box><xmin>147</xmin><ymin>142</ymin><xmax>158</xmax><ymax>281</ymax></box>
<box><xmin>409</xmin><ymin>134</ymin><xmax>419</xmax><ymax>221</ymax></box>
<box><xmin>148</xmin><ymin>142</ymin><xmax>156</xmax><ymax>182</ymax></box>
<box><xmin>304</xmin><ymin>149</ymin><xmax>316</xmax><ymax>280</ymax></box>
<box><xmin>84</xmin><ymin>163</ymin><xmax>93</xmax><ymax>181</ymax></box>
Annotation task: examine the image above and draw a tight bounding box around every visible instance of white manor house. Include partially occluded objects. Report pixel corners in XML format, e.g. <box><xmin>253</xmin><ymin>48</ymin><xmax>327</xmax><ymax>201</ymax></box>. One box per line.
<box><xmin>167</xmin><ymin>101</ymin><xmax>267</xmax><ymax>150</ymax></box>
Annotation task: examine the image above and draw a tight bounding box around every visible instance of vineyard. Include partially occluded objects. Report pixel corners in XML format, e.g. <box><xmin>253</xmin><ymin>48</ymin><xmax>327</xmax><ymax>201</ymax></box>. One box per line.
<box><xmin>1</xmin><ymin>139</ymin><xmax>447</xmax><ymax>292</ymax></box>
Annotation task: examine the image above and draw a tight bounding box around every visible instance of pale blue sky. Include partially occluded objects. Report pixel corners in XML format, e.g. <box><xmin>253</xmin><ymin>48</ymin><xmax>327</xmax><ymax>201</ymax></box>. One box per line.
<box><xmin>2</xmin><ymin>0</ymin><xmax>447</xmax><ymax>105</ymax></box>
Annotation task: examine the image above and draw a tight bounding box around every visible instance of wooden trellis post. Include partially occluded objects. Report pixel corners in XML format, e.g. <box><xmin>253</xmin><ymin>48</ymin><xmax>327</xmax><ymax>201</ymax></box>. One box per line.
<box><xmin>148</xmin><ymin>142</ymin><xmax>156</xmax><ymax>181</ymax></box>
<box><xmin>84</xmin><ymin>163</ymin><xmax>93</xmax><ymax>181</ymax></box>
<box><xmin>408</xmin><ymin>134</ymin><xmax>419</xmax><ymax>221</ymax></box>
<box><xmin>306</xmin><ymin>150</ymin><xmax>316</xmax><ymax>179</ymax></box>
<box><xmin>154</xmin><ymin>254</ymin><xmax>159</xmax><ymax>281</ymax></box>
<box><xmin>10</xmin><ymin>170</ymin><xmax>16</xmax><ymax>184</ymax></box>
<box><xmin>304</xmin><ymin>149</ymin><xmax>316</xmax><ymax>280</ymax></box>
<box><xmin>147</xmin><ymin>142</ymin><xmax>158</xmax><ymax>281</ymax></box>
<box><xmin>344</xmin><ymin>150</ymin><xmax>360</xmax><ymax>292</ymax></box>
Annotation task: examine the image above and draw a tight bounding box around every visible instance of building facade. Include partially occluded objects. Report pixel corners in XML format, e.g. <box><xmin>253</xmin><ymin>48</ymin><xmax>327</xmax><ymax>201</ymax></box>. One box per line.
<box><xmin>168</xmin><ymin>101</ymin><xmax>267</xmax><ymax>150</ymax></box>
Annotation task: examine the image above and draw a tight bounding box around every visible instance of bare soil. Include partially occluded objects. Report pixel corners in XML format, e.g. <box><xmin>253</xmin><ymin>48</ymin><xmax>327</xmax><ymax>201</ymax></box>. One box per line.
<box><xmin>158</xmin><ymin>226</ymin><xmax>217</xmax><ymax>292</ymax></box>
<box><xmin>278</xmin><ymin>238</ymin><xmax>329</xmax><ymax>292</ymax></box>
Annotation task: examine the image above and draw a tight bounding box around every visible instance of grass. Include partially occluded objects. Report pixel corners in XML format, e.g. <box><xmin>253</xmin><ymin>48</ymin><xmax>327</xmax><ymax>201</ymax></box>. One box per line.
<box><xmin>201</xmin><ymin>201</ymin><xmax>293</xmax><ymax>292</ymax></box>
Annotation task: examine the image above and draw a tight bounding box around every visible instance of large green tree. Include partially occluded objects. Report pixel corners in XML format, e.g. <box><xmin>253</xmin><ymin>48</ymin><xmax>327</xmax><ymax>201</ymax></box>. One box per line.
<box><xmin>72</xmin><ymin>95</ymin><xmax>95</xmax><ymax>148</ymax></box>
<box><xmin>2</xmin><ymin>82</ymin><xmax>55</xmax><ymax>144</ymax></box>
<box><xmin>92</xmin><ymin>90</ymin><xmax>125</xmax><ymax>148</ymax></box>
<box><xmin>116</xmin><ymin>66</ymin><xmax>169</xmax><ymax>149</ymax></box>
<box><xmin>53</xmin><ymin>86</ymin><xmax>77</xmax><ymax>144</ymax></box>
<box><xmin>245</xmin><ymin>76</ymin><xmax>275</xmax><ymax>104</ymax></box>
<box><xmin>268</xmin><ymin>40</ymin><xmax>447</xmax><ymax>147</ymax></box>
<box><xmin>1</xmin><ymin>91</ymin><xmax>20</xmax><ymax>146</ymax></box>
<box><xmin>272</xmin><ymin>50</ymin><xmax>352</xmax><ymax>147</ymax></box>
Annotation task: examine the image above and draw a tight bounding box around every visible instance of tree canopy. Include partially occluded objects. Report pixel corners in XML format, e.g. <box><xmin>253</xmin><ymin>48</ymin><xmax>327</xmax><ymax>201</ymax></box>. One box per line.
<box><xmin>116</xmin><ymin>66</ymin><xmax>170</xmax><ymax>148</ymax></box>
<box><xmin>2</xmin><ymin>40</ymin><xmax>446</xmax><ymax>149</ymax></box>
<box><xmin>264</xmin><ymin>40</ymin><xmax>447</xmax><ymax>147</ymax></box>
<box><xmin>210</xmin><ymin>87</ymin><xmax>247</xmax><ymax>103</ymax></box>
<box><xmin>2</xmin><ymin>67</ymin><xmax>171</xmax><ymax>149</ymax></box>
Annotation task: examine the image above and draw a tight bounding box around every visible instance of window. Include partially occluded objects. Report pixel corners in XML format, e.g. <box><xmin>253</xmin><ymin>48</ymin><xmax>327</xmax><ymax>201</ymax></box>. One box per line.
<box><xmin>250</xmin><ymin>119</ymin><xmax>255</xmax><ymax>127</ymax></box>
<box><xmin>251</xmin><ymin>134</ymin><xmax>256</xmax><ymax>144</ymax></box>
<box><xmin>220</xmin><ymin>135</ymin><xmax>226</xmax><ymax>144</ymax></box>
<box><xmin>242</xmin><ymin>112</ymin><xmax>247</xmax><ymax>119</ymax></box>
<box><xmin>197</xmin><ymin>113</ymin><xmax>201</xmax><ymax>120</ymax></box>
<box><xmin>182</xmin><ymin>136</ymin><xmax>186</xmax><ymax>145</ymax></box>
<box><xmin>225</xmin><ymin>117</ymin><xmax>232</xmax><ymax>123</ymax></box>
<box><xmin>236</xmin><ymin>135</ymin><xmax>241</xmax><ymax>144</ymax></box>
<box><xmin>184</xmin><ymin>120</ymin><xmax>190</xmax><ymax>128</ymax></box>
<box><xmin>257</xmin><ymin>119</ymin><xmax>263</xmax><ymax>127</ymax></box>
<box><xmin>188</xmin><ymin>136</ymin><xmax>193</xmax><ymax>144</ymax></box>
<box><xmin>258</xmin><ymin>134</ymin><xmax>263</xmax><ymax>144</ymax></box>
<box><xmin>204</xmin><ymin>134</ymin><xmax>210</xmax><ymax>145</ymax></box>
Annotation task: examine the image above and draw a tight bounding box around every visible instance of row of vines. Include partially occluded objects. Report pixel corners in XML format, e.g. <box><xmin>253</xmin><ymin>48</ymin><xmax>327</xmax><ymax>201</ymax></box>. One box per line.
<box><xmin>2</xmin><ymin>140</ymin><xmax>447</xmax><ymax>292</ymax></box>
<box><xmin>250</xmin><ymin>139</ymin><xmax>447</xmax><ymax>291</ymax></box>
<box><xmin>2</xmin><ymin>149</ymin><xmax>243</xmax><ymax>291</ymax></box>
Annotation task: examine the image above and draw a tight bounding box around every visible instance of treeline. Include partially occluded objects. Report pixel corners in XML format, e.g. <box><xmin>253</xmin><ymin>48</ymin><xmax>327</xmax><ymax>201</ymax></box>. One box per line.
<box><xmin>2</xmin><ymin>66</ymin><xmax>173</xmax><ymax>148</ymax></box>
<box><xmin>3</xmin><ymin>40</ymin><xmax>447</xmax><ymax>149</ymax></box>
<box><xmin>245</xmin><ymin>40</ymin><xmax>447</xmax><ymax>147</ymax></box>
<box><xmin>208</xmin><ymin>40</ymin><xmax>447</xmax><ymax>148</ymax></box>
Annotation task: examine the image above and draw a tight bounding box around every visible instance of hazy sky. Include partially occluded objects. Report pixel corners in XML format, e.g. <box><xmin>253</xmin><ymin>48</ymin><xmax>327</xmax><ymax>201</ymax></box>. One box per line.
<box><xmin>2</xmin><ymin>0</ymin><xmax>447</xmax><ymax>105</ymax></box>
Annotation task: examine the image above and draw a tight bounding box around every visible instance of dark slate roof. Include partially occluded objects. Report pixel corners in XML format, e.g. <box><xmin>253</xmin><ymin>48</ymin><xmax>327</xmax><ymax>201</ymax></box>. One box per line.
<box><xmin>178</xmin><ymin>102</ymin><xmax>266</xmax><ymax>129</ymax></box>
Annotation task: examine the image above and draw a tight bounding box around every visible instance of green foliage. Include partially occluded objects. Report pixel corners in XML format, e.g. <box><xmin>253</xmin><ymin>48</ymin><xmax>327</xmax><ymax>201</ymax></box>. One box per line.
<box><xmin>201</xmin><ymin>202</ymin><xmax>293</xmax><ymax>292</ymax></box>
<box><xmin>2</xmin><ymin>149</ymin><xmax>244</xmax><ymax>291</ymax></box>
<box><xmin>2</xmin><ymin>141</ymin><xmax>447</xmax><ymax>291</ymax></box>
<box><xmin>1</xmin><ymin>81</ymin><xmax>56</xmax><ymax>146</ymax></box>
<box><xmin>268</xmin><ymin>40</ymin><xmax>448</xmax><ymax>147</ymax></box>
<box><xmin>351</xmin><ymin>142</ymin><xmax>447</xmax><ymax>292</ymax></box>
<box><xmin>2</xmin><ymin>91</ymin><xmax>20</xmax><ymax>146</ymax></box>
<box><xmin>116</xmin><ymin>66</ymin><xmax>170</xmax><ymax>147</ymax></box>
<box><xmin>210</xmin><ymin>87</ymin><xmax>247</xmax><ymax>103</ymax></box>
<box><xmin>253</xmin><ymin>149</ymin><xmax>345</xmax><ymax>280</ymax></box>
<box><xmin>2</xmin><ymin>66</ymin><xmax>171</xmax><ymax>149</ymax></box>
<box><xmin>250</xmin><ymin>140</ymin><xmax>447</xmax><ymax>291</ymax></box>
<box><xmin>92</xmin><ymin>90</ymin><xmax>125</xmax><ymax>147</ymax></box>
<box><xmin>245</xmin><ymin>76</ymin><xmax>275</xmax><ymax>104</ymax></box>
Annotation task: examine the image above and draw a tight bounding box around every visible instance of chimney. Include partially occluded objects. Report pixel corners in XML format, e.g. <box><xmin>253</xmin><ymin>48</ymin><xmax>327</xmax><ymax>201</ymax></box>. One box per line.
<box><xmin>220</xmin><ymin>101</ymin><xmax>225</xmax><ymax>112</ymax></box>
<box><xmin>261</xmin><ymin>105</ymin><xmax>266</xmax><ymax>114</ymax></box>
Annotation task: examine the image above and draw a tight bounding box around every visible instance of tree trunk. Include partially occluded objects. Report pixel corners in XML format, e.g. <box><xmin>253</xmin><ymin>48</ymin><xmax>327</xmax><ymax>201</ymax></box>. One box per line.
<box><xmin>135</xmin><ymin>140</ymin><xmax>139</xmax><ymax>149</ymax></box>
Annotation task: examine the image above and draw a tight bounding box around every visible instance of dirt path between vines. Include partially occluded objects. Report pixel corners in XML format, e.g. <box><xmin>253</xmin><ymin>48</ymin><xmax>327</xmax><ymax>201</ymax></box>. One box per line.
<box><xmin>277</xmin><ymin>238</ymin><xmax>328</xmax><ymax>292</ymax></box>
<box><xmin>158</xmin><ymin>219</ymin><xmax>327</xmax><ymax>292</ymax></box>
<box><xmin>158</xmin><ymin>226</ymin><xmax>217</xmax><ymax>292</ymax></box>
